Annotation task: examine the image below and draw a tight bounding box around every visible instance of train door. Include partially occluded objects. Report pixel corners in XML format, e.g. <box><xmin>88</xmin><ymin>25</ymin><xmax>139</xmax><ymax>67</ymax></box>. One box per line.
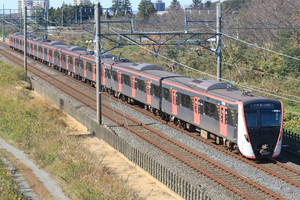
<box><xmin>172</xmin><ymin>89</ymin><xmax>177</xmax><ymax>116</ymax></box>
<box><xmin>118</xmin><ymin>72</ymin><xmax>122</xmax><ymax>92</ymax></box>
<box><xmin>83</xmin><ymin>60</ymin><xmax>86</xmax><ymax>77</ymax></box>
<box><xmin>52</xmin><ymin>51</ymin><xmax>54</xmax><ymax>63</ymax></box>
<box><xmin>219</xmin><ymin>105</ymin><xmax>228</xmax><ymax>137</ymax></box>
<box><xmin>92</xmin><ymin>63</ymin><xmax>96</xmax><ymax>81</ymax></box>
<box><xmin>36</xmin><ymin>45</ymin><xmax>38</xmax><ymax>57</ymax></box>
<box><xmin>73</xmin><ymin>57</ymin><xmax>76</xmax><ymax>72</ymax></box>
<box><xmin>102</xmin><ymin>66</ymin><xmax>105</xmax><ymax>85</ymax></box>
<box><xmin>66</xmin><ymin>55</ymin><xmax>69</xmax><ymax>70</ymax></box>
<box><xmin>194</xmin><ymin>97</ymin><xmax>200</xmax><ymax>125</ymax></box>
<box><xmin>131</xmin><ymin>76</ymin><xmax>135</xmax><ymax>98</ymax></box>
<box><xmin>146</xmin><ymin>81</ymin><xmax>151</xmax><ymax>104</ymax></box>
<box><xmin>60</xmin><ymin>52</ymin><xmax>62</xmax><ymax>66</ymax></box>
<box><xmin>47</xmin><ymin>49</ymin><xmax>49</xmax><ymax>61</ymax></box>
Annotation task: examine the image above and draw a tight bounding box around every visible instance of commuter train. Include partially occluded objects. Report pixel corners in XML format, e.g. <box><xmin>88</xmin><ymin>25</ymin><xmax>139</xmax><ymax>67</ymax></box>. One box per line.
<box><xmin>9</xmin><ymin>32</ymin><xmax>284</xmax><ymax>159</ymax></box>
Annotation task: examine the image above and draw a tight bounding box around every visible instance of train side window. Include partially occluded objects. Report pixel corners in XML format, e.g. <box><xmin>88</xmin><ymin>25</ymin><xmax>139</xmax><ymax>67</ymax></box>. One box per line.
<box><xmin>204</xmin><ymin>101</ymin><xmax>217</xmax><ymax>119</ymax></box>
<box><xmin>105</xmin><ymin>68</ymin><xmax>111</xmax><ymax>79</ymax></box>
<box><xmin>227</xmin><ymin>109</ymin><xmax>234</xmax><ymax>126</ymax></box>
<box><xmin>61</xmin><ymin>54</ymin><xmax>66</xmax><ymax>63</ymax></box>
<box><xmin>112</xmin><ymin>70</ymin><xmax>117</xmax><ymax>81</ymax></box>
<box><xmin>75</xmin><ymin>58</ymin><xmax>82</xmax><ymax>68</ymax></box>
<box><xmin>199</xmin><ymin>100</ymin><xmax>204</xmax><ymax>114</ymax></box>
<box><xmin>123</xmin><ymin>74</ymin><xmax>130</xmax><ymax>86</ymax></box>
<box><xmin>136</xmin><ymin>78</ymin><xmax>146</xmax><ymax>92</ymax></box>
<box><xmin>49</xmin><ymin>50</ymin><xmax>52</xmax><ymax>56</ymax></box>
<box><xmin>68</xmin><ymin>56</ymin><xmax>73</xmax><ymax>65</ymax></box>
<box><xmin>163</xmin><ymin>88</ymin><xmax>171</xmax><ymax>102</ymax></box>
<box><xmin>87</xmin><ymin>62</ymin><xmax>92</xmax><ymax>72</ymax></box>
<box><xmin>151</xmin><ymin>84</ymin><xmax>160</xmax><ymax>97</ymax></box>
<box><xmin>54</xmin><ymin>52</ymin><xmax>59</xmax><ymax>60</ymax></box>
<box><xmin>39</xmin><ymin>46</ymin><xmax>42</xmax><ymax>54</ymax></box>
<box><xmin>180</xmin><ymin>93</ymin><xmax>191</xmax><ymax>109</ymax></box>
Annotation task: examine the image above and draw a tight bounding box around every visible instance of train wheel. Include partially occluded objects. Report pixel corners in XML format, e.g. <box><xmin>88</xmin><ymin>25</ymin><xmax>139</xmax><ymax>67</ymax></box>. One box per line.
<box><xmin>154</xmin><ymin>109</ymin><xmax>159</xmax><ymax>117</ymax></box>
<box><xmin>121</xmin><ymin>95</ymin><xmax>126</xmax><ymax>102</ymax></box>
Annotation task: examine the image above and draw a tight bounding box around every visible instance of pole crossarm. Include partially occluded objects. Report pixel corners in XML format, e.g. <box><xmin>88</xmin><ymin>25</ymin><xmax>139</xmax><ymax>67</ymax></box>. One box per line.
<box><xmin>100</xmin><ymin>32</ymin><xmax>218</xmax><ymax>54</ymax></box>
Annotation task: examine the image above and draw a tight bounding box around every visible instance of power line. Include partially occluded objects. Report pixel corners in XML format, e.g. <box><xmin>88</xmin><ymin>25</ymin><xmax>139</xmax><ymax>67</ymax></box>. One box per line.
<box><xmin>106</xmin><ymin>26</ymin><xmax>300</xmax><ymax>104</ymax></box>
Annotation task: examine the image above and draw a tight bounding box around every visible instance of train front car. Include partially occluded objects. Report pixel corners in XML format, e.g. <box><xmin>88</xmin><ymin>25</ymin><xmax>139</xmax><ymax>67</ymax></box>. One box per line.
<box><xmin>238</xmin><ymin>100</ymin><xmax>283</xmax><ymax>159</ymax></box>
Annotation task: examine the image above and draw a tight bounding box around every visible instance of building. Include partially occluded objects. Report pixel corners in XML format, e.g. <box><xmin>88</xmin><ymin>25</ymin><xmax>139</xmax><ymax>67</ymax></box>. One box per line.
<box><xmin>73</xmin><ymin>0</ymin><xmax>91</xmax><ymax>6</ymax></box>
<box><xmin>18</xmin><ymin>0</ymin><xmax>49</xmax><ymax>9</ymax></box>
<box><xmin>18</xmin><ymin>0</ymin><xmax>49</xmax><ymax>16</ymax></box>
<box><xmin>153</xmin><ymin>0</ymin><xmax>165</xmax><ymax>11</ymax></box>
<box><xmin>33</xmin><ymin>0</ymin><xmax>49</xmax><ymax>8</ymax></box>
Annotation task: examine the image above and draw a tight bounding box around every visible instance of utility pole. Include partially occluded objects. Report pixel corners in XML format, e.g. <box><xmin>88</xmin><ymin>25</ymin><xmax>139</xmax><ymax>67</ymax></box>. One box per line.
<box><xmin>95</xmin><ymin>2</ymin><xmax>102</xmax><ymax>124</ymax></box>
<box><xmin>80</xmin><ymin>7</ymin><xmax>83</xmax><ymax>24</ymax></box>
<box><xmin>44</xmin><ymin>7</ymin><xmax>48</xmax><ymax>39</ymax></box>
<box><xmin>2</xmin><ymin>4</ymin><xmax>5</xmax><ymax>42</ymax></box>
<box><xmin>232</xmin><ymin>9</ymin><xmax>239</xmax><ymax>39</ymax></box>
<box><xmin>24</xmin><ymin>6</ymin><xmax>27</xmax><ymax>73</ymax></box>
<box><xmin>19</xmin><ymin>8</ymin><xmax>22</xmax><ymax>32</ymax></box>
<box><xmin>216</xmin><ymin>2</ymin><xmax>222</xmax><ymax>81</ymax></box>
<box><xmin>61</xmin><ymin>7</ymin><xmax>64</xmax><ymax>28</ymax></box>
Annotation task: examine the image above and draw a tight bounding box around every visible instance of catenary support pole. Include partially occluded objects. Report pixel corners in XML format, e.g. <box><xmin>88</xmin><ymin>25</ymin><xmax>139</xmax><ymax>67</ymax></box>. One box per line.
<box><xmin>44</xmin><ymin>7</ymin><xmax>48</xmax><ymax>40</ymax></box>
<box><xmin>24</xmin><ymin>6</ymin><xmax>27</xmax><ymax>73</ymax></box>
<box><xmin>19</xmin><ymin>8</ymin><xmax>22</xmax><ymax>32</ymax></box>
<box><xmin>2</xmin><ymin>4</ymin><xmax>5</xmax><ymax>42</ymax></box>
<box><xmin>95</xmin><ymin>2</ymin><xmax>102</xmax><ymax>124</ymax></box>
<box><xmin>216</xmin><ymin>2</ymin><xmax>222</xmax><ymax>81</ymax></box>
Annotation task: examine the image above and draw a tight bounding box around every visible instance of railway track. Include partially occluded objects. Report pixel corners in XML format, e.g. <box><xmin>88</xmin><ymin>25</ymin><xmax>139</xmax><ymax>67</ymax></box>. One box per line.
<box><xmin>0</xmin><ymin>42</ymin><xmax>295</xmax><ymax>199</ymax></box>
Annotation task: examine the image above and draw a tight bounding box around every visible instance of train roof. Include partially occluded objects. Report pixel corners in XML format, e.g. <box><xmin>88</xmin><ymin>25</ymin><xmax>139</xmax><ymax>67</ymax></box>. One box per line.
<box><xmin>9</xmin><ymin>33</ymin><xmax>272</xmax><ymax>104</ymax></box>
<box><xmin>112</xmin><ymin>60</ymin><xmax>266</xmax><ymax>104</ymax></box>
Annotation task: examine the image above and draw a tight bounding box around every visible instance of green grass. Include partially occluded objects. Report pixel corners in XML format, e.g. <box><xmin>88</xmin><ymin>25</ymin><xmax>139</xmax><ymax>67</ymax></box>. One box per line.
<box><xmin>0</xmin><ymin>60</ymin><xmax>140</xmax><ymax>199</ymax></box>
<box><xmin>283</xmin><ymin>111</ymin><xmax>300</xmax><ymax>134</ymax></box>
<box><xmin>284</xmin><ymin>105</ymin><xmax>300</xmax><ymax>114</ymax></box>
<box><xmin>0</xmin><ymin>156</ymin><xmax>27</xmax><ymax>199</ymax></box>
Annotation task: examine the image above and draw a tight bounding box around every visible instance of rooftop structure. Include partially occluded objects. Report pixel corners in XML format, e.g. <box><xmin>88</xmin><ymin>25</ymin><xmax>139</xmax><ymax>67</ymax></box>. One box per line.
<box><xmin>73</xmin><ymin>0</ymin><xmax>91</xmax><ymax>6</ymax></box>
<box><xmin>153</xmin><ymin>0</ymin><xmax>165</xmax><ymax>11</ymax></box>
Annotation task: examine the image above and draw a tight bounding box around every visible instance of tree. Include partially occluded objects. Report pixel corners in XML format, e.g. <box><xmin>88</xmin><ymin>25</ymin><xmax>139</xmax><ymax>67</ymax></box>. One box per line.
<box><xmin>111</xmin><ymin>0</ymin><xmax>122</xmax><ymax>15</ymax></box>
<box><xmin>169</xmin><ymin>0</ymin><xmax>181</xmax><ymax>10</ymax></box>
<box><xmin>137</xmin><ymin>0</ymin><xmax>156</xmax><ymax>19</ymax></box>
<box><xmin>111</xmin><ymin>0</ymin><xmax>132</xmax><ymax>16</ymax></box>
<box><xmin>205</xmin><ymin>0</ymin><xmax>212</xmax><ymax>8</ymax></box>
<box><xmin>192</xmin><ymin>0</ymin><xmax>202</xmax><ymax>8</ymax></box>
<box><xmin>121</xmin><ymin>0</ymin><xmax>132</xmax><ymax>15</ymax></box>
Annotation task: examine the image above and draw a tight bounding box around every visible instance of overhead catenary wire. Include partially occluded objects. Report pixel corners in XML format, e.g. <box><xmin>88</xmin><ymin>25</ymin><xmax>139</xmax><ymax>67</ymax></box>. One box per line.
<box><xmin>10</xmin><ymin>9</ymin><xmax>298</xmax><ymax>104</ymax></box>
<box><xmin>106</xmin><ymin>26</ymin><xmax>300</xmax><ymax>104</ymax></box>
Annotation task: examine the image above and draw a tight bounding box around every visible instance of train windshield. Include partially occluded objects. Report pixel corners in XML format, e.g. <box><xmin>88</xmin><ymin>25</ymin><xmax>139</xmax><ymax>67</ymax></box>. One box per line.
<box><xmin>244</xmin><ymin>102</ymin><xmax>281</xmax><ymax>128</ymax></box>
<box><xmin>245</xmin><ymin>110</ymin><xmax>258</xmax><ymax>127</ymax></box>
<box><xmin>261</xmin><ymin>109</ymin><xmax>281</xmax><ymax>127</ymax></box>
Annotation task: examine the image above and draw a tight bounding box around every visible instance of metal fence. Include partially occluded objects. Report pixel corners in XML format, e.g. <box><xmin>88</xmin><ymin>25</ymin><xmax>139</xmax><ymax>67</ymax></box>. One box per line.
<box><xmin>283</xmin><ymin>129</ymin><xmax>300</xmax><ymax>154</ymax></box>
<box><xmin>98</xmin><ymin>129</ymin><xmax>210</xmax><ymax>200</ymax></box>
<box><xmin>95</xmin><ymin>123</ymin><xmax>300</xmax><ymax>199</ymax></box>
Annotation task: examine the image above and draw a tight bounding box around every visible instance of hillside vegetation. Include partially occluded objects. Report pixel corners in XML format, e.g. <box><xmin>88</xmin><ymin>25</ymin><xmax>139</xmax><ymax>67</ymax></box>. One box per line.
<box><xmin>0</xmin><ymin>157</ymin><xmax>27</xmax><ymax>199</ymax></box>
<box><xmin>0</xmin><ymin>61</ymin><xmax>140</xmax><ymax>199</ymax></box>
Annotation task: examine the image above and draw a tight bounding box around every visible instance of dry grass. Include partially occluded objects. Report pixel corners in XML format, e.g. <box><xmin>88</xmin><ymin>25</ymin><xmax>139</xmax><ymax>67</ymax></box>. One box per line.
<box><xmin>0</xmin><ymin>60</ymin><xmax>141</xmax><ymax>199</ymax></box>
<box><xmin>0</xmin><ymin>155</ymin><xmax>27</xmax><ymax>199</ymax></box>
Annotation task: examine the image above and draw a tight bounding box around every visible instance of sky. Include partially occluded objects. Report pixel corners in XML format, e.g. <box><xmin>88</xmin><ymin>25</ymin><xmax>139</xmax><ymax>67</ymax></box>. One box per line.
<box><xmin>1</xmin><ymin>0</ymin><xmax>221</xmax><ymax>12</ymax></box>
